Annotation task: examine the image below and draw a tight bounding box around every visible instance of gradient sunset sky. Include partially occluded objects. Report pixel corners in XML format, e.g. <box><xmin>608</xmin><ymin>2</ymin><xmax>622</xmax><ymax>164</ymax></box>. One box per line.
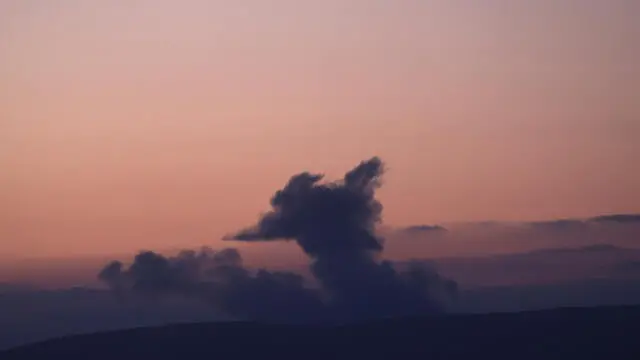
<box><xmin>1</xmin><ymin>1</ymin><xmax>639</xmax><ymax>259</ymax></box>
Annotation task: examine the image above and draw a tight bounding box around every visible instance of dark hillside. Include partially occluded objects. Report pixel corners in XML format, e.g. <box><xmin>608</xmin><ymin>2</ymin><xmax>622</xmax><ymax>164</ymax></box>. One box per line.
<box><xmin>3</xmin><ymin>306</ymin><xmax>640</xmax><ymax>360</ymax></box>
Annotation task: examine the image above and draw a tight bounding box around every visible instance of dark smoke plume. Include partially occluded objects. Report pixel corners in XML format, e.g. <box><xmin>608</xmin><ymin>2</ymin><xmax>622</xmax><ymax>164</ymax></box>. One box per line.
<box><xmin>99</xmin><ymin>158</ymin><xmax>457</xmax><ymax>323</ymax></box>
<box><xmin>228</xmin><ymin>157</ymin><xmax>456</xmax><ymax>320</ymax></box>
<box><xmin>98</xmin><ymin>247</ymin><xmax>326</xmax><ymax>323</ymax></box>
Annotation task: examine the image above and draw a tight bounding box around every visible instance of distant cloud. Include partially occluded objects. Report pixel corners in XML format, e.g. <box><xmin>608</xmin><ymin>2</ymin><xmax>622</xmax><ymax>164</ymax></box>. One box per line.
<box><xmin>428</xmin><ymin>243</ymin><xmax>640</xmax><ymax>289</ymax></box>
<box><xmin>589</xmin><ymin>214</ymin><xmax>640</xmax><ymax>224</ymax></box>
<box><xmin>384</xmin><ymin>214</ymin><xmax>640</xmax><ymax>262</ymax></box>
<box><xmin>521</xmin><ymin>214</ymin><xmax>640</xmax><ymax>231</ymax></box>
<box><xmin>528</xmin><ymin>219</ymin><xmax>587</xmax><ymax>231</ymax></box>
<box><xmin>526</xmin><ymin>244</ymin><xmax>623</xmax><ymax>256</ymax></box>
<box><xmin>402</xmin><ymin>225</ymin><xmax>448</xmax><ymax>234</ymax></box>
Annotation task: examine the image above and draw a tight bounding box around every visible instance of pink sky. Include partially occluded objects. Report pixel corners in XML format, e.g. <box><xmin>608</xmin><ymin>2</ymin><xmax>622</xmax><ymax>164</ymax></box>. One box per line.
<box><xmin>1</xmin><ymin>1</ymin><xmax>639</xmax><ymax>259</ymax></box>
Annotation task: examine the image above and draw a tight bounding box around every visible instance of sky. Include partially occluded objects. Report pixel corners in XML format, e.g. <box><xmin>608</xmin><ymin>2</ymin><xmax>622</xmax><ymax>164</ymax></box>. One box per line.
<box><xmin>1</xmin><ymin>0</ymin><xmax>639</xmax><ymax>260</ymax></box>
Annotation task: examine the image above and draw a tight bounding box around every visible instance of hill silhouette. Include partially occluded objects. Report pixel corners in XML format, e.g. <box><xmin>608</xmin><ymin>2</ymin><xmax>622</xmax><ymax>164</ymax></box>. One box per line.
<box><xmin>3</xmin><ymin>305</ymin><xmax>640</xmax><ymax>359</ymax></box>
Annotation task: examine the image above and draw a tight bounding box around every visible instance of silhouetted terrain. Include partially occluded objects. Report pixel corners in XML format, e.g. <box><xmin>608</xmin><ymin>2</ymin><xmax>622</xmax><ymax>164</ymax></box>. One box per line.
<box><xmin>4</xmin><ymin>242</ymin><xmax>640</xmax><ymax>350</ymax></box>
<box><xmin>2</xmin><ymin>306</ymin><xmax>639</xmax><ymax>359</ymax></box>
<box><xmin>0</xmin><ymin>287</ymin><xmax>224</xmax><ymax>350</ymax></box>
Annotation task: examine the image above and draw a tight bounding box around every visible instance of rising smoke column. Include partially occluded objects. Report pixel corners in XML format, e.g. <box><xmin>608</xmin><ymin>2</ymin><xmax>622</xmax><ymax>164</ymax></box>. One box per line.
<box><xmin>99</xmin><ymin>157</ymin><xmax>457</xmax><ymax>323</ymax></box>
<box><xmin>228</xmin><ymin>157</ymin><xmax>457</xmax><ymax>321</ymax></box>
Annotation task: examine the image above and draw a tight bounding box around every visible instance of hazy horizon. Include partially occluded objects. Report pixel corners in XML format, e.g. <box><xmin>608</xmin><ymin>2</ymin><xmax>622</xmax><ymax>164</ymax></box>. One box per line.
<box><xmin>2</xmin><ymin>213</ymin><xmax>639</xmax><ymax>289</ymax></box>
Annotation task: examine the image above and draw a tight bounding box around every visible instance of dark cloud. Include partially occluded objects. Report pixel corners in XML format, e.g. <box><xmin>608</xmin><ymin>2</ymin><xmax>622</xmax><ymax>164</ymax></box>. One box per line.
<box><xmin>526</xmin><ymin>214</ymin><xmax>640</xmax><ymax>230</ymax></box>
<box><xmin>99</xmin><ymin>158</ymin><xmax>457</xmax><ymax>324</ymax></box>
<box><xmin>231</xmin><ymin>158</ymin><xmax>386</xmax><ymax>257</ymax></box>
<box><xmin>528</xmin><ymin>219</ymin><xmax>587</xmax><ymax>231</ymax></box>
<box><xmin>525</xmin><ymin>244</ymin><xmax>622</xmax><ymax>255</ymax></box>
<box><xmin>589</xmin><ymin>214</ymin><xmax>640</xmax><ymax>224</ymax></box>
<box><xmin>402</xmin><ymin>225</ymin><xmax>448</xmax><ymax>233</ymax></box>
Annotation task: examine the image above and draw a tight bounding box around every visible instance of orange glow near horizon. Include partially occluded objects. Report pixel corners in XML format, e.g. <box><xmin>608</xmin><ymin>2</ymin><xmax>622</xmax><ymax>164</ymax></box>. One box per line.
<box><xmin>1</xmin><ymin>1</ymin><xmax>639</xmax><ymax>260</ymax></box>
